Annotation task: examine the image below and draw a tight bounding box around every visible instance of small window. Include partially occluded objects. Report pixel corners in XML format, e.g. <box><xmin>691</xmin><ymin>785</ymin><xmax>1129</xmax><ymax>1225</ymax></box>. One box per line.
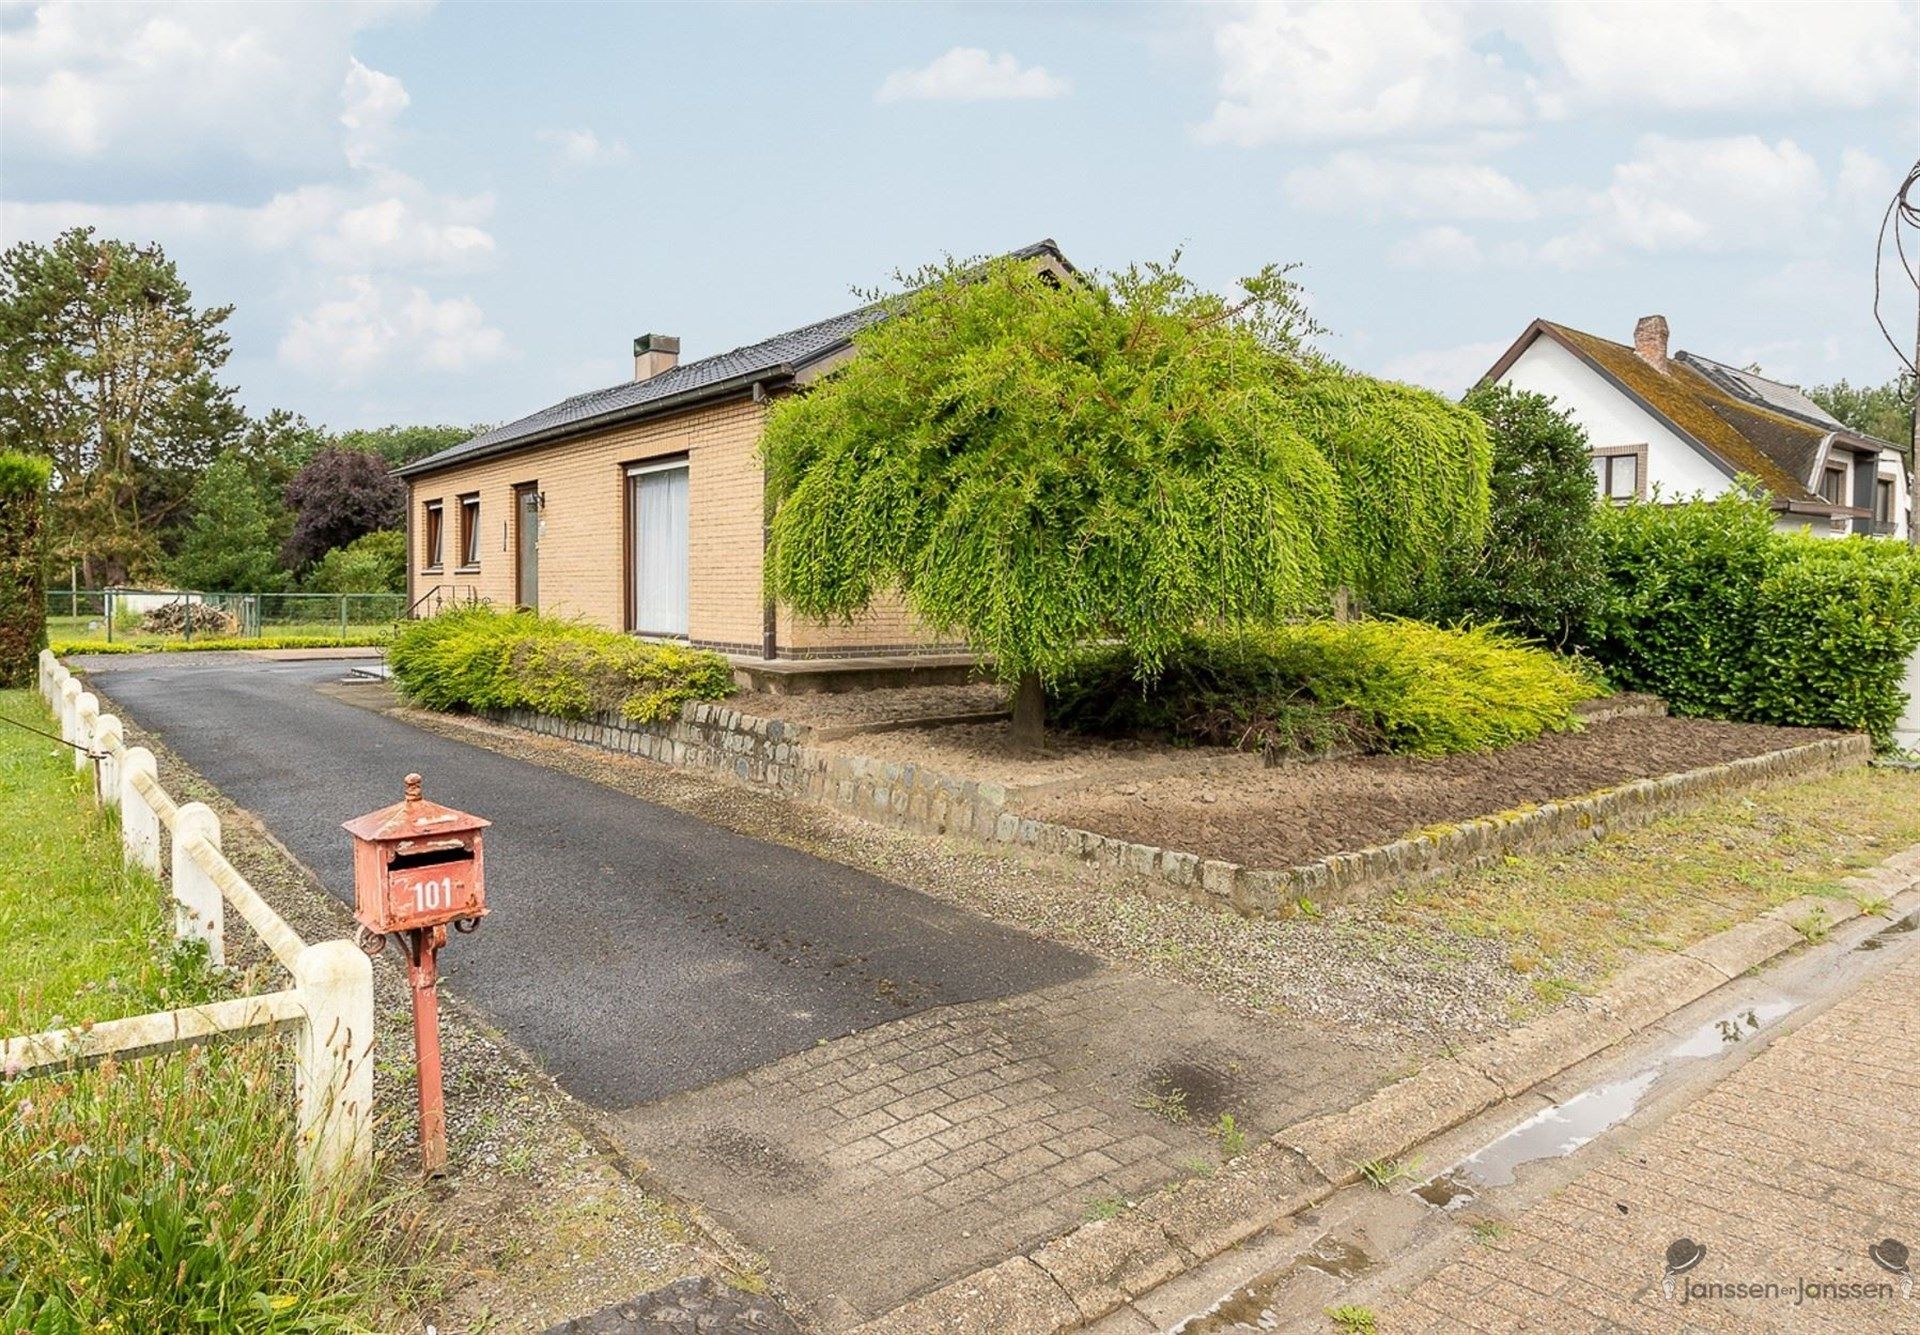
<box><xmin>1590</xmin><ymin>451</ymin><xmax>1639</xmax><ymax>504</ymax></box>
<box><xmin>1877</xmin><ymin>478</ymin><xmax>1896</xmax><ymax>525</ymax></box>
<box><xmin>459</xmin><ymin>495</ymin><xmax>481</xmax><ymax>568</ymax></box>
<box><xmin>423</xmin><ymin>501</ymin><xmax>445</xmax><ymax>569</ymax></box>
<box><xmin>1820</xmin><ymin>464</ymin><xmax>1847</xmax><ymax>506</ymax></box>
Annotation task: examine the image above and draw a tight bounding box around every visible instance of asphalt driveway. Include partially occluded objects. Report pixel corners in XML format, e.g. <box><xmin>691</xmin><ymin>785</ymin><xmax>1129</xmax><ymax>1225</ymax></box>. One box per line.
<box><xmin>77</xmin><ymin>653</ymin><xmax>1093</xmax><ymax>1106</ymax></box>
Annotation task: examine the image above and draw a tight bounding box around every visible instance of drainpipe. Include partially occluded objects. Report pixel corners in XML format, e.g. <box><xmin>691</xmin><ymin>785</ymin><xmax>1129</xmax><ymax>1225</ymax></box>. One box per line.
<box><xmin>754</xmin><ymin>378</ymin><xmax>779</xmax><ymax>660</ymax></box>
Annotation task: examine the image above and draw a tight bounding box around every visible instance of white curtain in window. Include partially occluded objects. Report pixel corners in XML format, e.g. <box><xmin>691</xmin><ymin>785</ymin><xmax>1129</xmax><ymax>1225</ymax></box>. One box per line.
<box><xmin>631</xmin><ymin>465</ymin><xmax>689</xmax><ymax>635</ymax></box>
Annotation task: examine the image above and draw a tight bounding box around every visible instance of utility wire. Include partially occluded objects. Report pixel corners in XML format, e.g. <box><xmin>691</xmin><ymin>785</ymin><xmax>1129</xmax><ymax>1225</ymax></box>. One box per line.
<box><xmin>0</xmin><ymin>710</ymin><xmax>105</xmax><ymax>759</ymax></box>
<box><xmin>1871</xmin><ymin>159</ymin><xmax>1920</xmax><ymax>378</ymax></box>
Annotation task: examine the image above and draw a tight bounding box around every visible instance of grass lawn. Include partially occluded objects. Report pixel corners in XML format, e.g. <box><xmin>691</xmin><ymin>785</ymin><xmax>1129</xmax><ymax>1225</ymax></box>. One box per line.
<box><xmin>1391</xmin><ymin>762</ymin><xmax>1920</xmax><ymax>1004</ymax></box>
<box><xmin>0</xmin><ymin>688</ymin><xmax>206</xmax><ymax>1034</ymax></box>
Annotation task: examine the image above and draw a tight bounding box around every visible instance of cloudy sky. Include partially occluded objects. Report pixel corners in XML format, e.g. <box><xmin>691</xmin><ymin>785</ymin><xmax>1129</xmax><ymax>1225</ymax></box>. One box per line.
<box><xmin>2</xmin><ymin>1</ymin><xmax>1913</xmax><ymax>432</ymax></box>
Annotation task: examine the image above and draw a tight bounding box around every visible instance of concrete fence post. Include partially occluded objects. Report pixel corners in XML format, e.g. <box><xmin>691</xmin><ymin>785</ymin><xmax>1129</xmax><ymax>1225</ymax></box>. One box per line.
<box><xmin>171</xmin><ymin>802</ymin><xmax>226</xmax><ymax>967</ymax></box>
<box><xmin>93</xmin><ymin>715</ymin><xmax>124</xmax><ymax>809</ymax></box>
<box><xmin>119</xmin><ymin>746</ymin><xmax>161</xmax><ymax>877</ymax></box>
<box><xmin>38</xmin><ymin>649</ymin><xmax>56</xmax><ymax>700</ymax></box>
<box><xmin>73</xmin><ymin>693</ymin><xmax>99</xmax><ymax>772</ymax></box>
<box><xmin>59</xmin><ymin>678</ymin><xmax>81</xmax><ymax>745</ymax></box>
<box><xmin>291</xmin><ymin>939</ymin><xmax>374</xmax><ymax>1183</ymax></box>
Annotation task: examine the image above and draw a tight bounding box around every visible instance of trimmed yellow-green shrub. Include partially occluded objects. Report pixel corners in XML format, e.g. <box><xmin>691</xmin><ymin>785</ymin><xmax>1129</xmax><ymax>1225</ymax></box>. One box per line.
<box><xmin>1051</xmin><ymin>620</ymin><xmax>1601</xmax><ymax>757</ymax></box>
<box><xmin>387</xmin><ymin>606</ymin><xmax>735</xmax><ymax>722</ymax></box>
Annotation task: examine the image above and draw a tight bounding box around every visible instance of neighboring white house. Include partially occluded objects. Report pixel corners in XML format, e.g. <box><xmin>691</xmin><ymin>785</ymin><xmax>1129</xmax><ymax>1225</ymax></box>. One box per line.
<box><xmin>1483</xmin><ymin>314</ymin><xmax>1910</xmax><ymax>541</ymax></box>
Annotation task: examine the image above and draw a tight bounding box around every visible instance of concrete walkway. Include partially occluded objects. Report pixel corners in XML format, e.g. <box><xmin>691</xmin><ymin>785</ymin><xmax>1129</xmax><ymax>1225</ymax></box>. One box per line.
<box><xmin>77</xmin><ymin>654</ymin><xmax>1094</xmax><ymax>1105</ymax></box>
<box><xmin>1376</xmin><ymin>943</ymin><xmax>1920</xmax><ymax>1332</ymax></box>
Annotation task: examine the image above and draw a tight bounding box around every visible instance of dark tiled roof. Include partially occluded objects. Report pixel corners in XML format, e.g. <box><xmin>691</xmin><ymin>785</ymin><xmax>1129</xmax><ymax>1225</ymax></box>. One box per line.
<box><xmin>400</xmin><ymin>239</ymin><xmax>1070</xmax><ymax>478</ymax></box>
<box><xmin>1541</xmin><ymin>322</ymin><xmax>1829</xmax><ymax>505</ymax></box>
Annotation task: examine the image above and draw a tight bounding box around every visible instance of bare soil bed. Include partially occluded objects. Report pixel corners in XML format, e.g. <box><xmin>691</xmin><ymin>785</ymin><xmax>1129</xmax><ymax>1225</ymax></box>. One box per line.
<box><xmin>1024</xmin><ymin>715</ymin><xmax>1843</xmax><ymax>869</ymax></box>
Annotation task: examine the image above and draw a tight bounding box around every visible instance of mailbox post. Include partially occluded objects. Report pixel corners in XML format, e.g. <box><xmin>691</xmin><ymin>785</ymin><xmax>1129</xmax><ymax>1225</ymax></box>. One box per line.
<box><xmin>344</xmin><ymin>773</ymin><xmax>490</xmax><ymax>1176</ymax></box>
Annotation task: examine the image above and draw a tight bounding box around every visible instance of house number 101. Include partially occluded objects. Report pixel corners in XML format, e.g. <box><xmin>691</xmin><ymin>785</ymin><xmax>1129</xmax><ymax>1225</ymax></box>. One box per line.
<box><xmin>416</xmin><ymin>877</ymin><xmax>455</xmax><ymax>911</ymax></box>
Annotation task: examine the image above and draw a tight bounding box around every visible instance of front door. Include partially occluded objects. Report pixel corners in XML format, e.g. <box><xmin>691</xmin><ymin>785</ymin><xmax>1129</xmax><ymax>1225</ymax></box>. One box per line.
<box><xmin>515</xmin><ymin>484</ymin><xmax>540</xmax><ymax>610</ymax></box>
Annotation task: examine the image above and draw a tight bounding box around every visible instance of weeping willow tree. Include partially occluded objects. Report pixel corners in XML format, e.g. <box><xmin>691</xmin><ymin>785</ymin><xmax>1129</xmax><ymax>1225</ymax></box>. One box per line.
<box><xmin>763</xmin><ymin>253</ymin><xmax>1488</xmax><ymax>743</ymax></box>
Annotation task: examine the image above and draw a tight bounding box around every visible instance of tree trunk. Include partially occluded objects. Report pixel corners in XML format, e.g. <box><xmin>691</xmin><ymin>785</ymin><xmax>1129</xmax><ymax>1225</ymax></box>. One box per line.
<box><xmin>1010</xmin><ymin>670</ymin><xmax>1045</xmax><ymax>749</ymax></box>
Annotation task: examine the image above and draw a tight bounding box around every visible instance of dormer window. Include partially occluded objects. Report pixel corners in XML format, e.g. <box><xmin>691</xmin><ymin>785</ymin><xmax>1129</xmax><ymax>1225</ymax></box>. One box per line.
<box><xmin>1820</xmin><ymin>464</ymin><xmax>1847</xmax><ymax>506</ymax></box>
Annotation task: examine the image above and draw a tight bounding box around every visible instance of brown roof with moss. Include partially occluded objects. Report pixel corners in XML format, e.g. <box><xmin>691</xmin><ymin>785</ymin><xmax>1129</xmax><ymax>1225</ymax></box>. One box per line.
<box><xmin>1538</xmin><ymin>321</ymin><xmax>1829</xmax><ymax>505</ymax></box>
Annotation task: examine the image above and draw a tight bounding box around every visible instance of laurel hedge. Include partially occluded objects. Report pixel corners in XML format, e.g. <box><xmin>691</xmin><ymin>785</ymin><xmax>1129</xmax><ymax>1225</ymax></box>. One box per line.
<box><xmin>1589</xmin><ymin>490</ymin><xmax>1920</xmax><ymax>746</ymax></box>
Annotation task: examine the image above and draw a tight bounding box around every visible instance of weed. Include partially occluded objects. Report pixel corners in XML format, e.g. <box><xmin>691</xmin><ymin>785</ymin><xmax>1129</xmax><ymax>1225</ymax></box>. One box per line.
<box><xmin>1214</xmin><ymin>1113</ymin><xmax>1248</xmax><ymax>1158</ymax></box>
<box><xmin>1854</xmin><ymin>893</ymin><xmax>1893</xmax><ymax>917</ymax></box>
<box><xmin>1327</xmin><ymin>1303</ymin><xmax>1377</xmax><ymax>1333</ymax></box>
<box><xmin>1134</xmin><ymin>1080</ymin><xmax>1191</xmax><ymax>1126</ymax></box>
<box><xmin>1469</xmin><ymin>1219</ymin><xmax>1510</xmax><ymax>1246</ymax></box>
<box><xmin>1085</xmin><ymin>1196</ymin><xmax>1126</xmax><ymax>1221</ymax></box>
<box><xmin>1295</xmin><ymin>896</ymin><xmax>1324</xmax><ymax>920</ymax></box>
<box><xmin>1792</xmin><ymin>908</ymin><xmax>1830</xmax><ymax>944</ymax></box>
<box><xmin>1355</xmin><ymin>1155</ymin><xmax>1421</xmax><ymax>1190</ymax></box>
<box><xmin>1182</xmin><ymin>1157</ymin><xmax>1217</xmax><ymax>1178</ymax></box>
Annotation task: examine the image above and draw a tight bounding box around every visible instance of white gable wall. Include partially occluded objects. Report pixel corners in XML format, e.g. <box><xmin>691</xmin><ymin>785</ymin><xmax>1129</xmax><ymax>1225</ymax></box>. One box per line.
<box><xmin>1497</xmin><ymin>336</ymin><xmax>1732</xmax><ymax>502</ymax></box>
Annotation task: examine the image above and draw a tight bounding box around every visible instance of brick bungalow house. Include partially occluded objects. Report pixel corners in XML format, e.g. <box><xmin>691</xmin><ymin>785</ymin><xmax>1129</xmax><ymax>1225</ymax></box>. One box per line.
<box><xmin>1482</xmin><ymin>314</ymin><xmax>1911</xmax><ymax>540</ymax></box>
<box><xmin>396</xmin><ymin>241</ymin><xmax>1074</xmax><ymax>670</ymax></box>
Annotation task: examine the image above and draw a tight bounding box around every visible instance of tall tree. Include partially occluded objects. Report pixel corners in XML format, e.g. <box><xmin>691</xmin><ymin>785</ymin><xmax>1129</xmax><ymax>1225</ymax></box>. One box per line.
<box><xmin>0</xmin><ymin>228</ymin><xmax>242</xmax><ymax>584</ymax></box>
<box><xmin>762</xmin><ymin>254</ymin><xmax>1489</xmax><ymax>743</ymax></box>
<box><xmin>281</xmin><ymin>446</ymin><xmax>406</xmax><ymax>570</ymax></box>
<box><xmin>167</xmin><ymin>451</ymin><xmax>291</xmax><ymax>593</ymax></box>
<box><xmin>1808</xmin><ymin>374</ymin><xmax>1915</xmax><ymax>451</ymax></box>
<box><xmin>331</xmin><ymin>423</ymin><xmax>482</xmax><ymax>468</ymax></box>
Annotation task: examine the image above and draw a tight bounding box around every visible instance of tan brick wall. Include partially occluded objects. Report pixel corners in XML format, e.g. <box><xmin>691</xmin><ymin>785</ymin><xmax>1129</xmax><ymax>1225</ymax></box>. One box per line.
<box><xmin>406</xmin><ymin>394</ymin><xmax>962</xmax><ymax>658</ymax></box>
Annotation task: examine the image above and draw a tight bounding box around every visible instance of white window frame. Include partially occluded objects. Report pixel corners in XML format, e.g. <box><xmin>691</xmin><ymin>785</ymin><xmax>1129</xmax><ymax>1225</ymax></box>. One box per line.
<box><xmin>625</xmin><ymin>458</ymin><xmax>691</xmax><ymax>639</ymax></box>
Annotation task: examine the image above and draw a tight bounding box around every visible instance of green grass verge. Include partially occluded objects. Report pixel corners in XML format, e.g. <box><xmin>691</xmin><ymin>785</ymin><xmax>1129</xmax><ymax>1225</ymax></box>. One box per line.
<box><xmin>0</xmin><ymin>688</ymin><xmax>431</xmax><ymax>1328</ymax></box>
<box><xmin>0</xmin><ymin>690</ymin><xmax>214</xmax><ymax>1034</ymax></box>
<box><xmin>1390</xmin><ymin>763</ymin><xmax>1920</xmax><ymax>1009</ymax></box>
<box><xmin>51</xmin><ymin>634</ymin><xmax>390</xmax><ymax>655</ymax></box>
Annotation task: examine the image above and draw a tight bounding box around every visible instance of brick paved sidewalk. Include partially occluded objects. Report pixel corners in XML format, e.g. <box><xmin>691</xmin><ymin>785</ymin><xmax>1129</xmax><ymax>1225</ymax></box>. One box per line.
<box><xmin>611</xmin><ymin>970</ymin><xmax>1395</xmax><ymax>1329</ymax></box>
<box><xmin>1377</xmin><ymin>947</ymin><xmax>1920</xmax><ymax>1332</ymax></box>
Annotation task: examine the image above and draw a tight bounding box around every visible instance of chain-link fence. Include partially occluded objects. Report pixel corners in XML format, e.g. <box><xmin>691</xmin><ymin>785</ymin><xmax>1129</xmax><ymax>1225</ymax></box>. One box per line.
<box><xmin>46</xmin><ymin>589</ymin><xmax>407</xmax><ymax>646</ymax></box>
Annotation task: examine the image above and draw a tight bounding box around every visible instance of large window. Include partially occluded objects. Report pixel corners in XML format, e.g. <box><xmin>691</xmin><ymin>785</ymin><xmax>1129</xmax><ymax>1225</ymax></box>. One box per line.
<box><xmin>627</xmin><ymin>459</ymin><xmax>689</xmax><ymax>636</ymax></box>
<box><xmin>1589</xmin><ymin>448</ymin><xmax>1642</xmax><ymax>504</ymax></box>
<box><xmin>422</xmin><ymin>500</ymin><xmax>445</xmax><ymax>570</ymax></box>
<box><xmin>1820</xmin><ymin>463</ymin><xmax>1848</xmax><ymax>506</ymax></box>
<box><xmin>458</xmin><ymin>494</ymin><xmax>481</xmax><ymax>568</ymax></box>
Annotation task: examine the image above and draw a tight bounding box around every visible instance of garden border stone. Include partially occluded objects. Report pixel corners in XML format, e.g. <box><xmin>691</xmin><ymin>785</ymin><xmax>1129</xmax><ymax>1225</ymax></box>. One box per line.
<box><xmin>480</xmin><ymin>702</ymin><xmax>1873</xmax><ymax>916</ymax></box>
<box><xmin>839</xmin><ymin>847</ymin><xmax>1920</xmax><ymax>1335</ymax></box>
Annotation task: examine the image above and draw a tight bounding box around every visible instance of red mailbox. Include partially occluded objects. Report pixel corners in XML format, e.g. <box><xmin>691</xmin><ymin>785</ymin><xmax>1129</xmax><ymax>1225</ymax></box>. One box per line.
<box><xmin>344</xmin><ymin>773</ymin><xmax>489</xmax><ymax>937</ymax></box>
<box><xmin>343</xmin><ymin>772</ymin><xmax>491</xmax><ymax>1176</ymax></box>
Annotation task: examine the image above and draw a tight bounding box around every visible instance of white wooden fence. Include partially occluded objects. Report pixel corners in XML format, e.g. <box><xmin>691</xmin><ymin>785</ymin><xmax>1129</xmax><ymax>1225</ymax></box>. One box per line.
<box><xmin>5</xmin><ymin>650</ymin><xmax>373</xmax><ymax>1182</ymax></box>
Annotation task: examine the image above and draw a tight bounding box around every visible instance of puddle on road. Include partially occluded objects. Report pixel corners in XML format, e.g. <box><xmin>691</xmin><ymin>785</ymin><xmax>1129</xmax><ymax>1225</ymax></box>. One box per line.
<box><xmin>1855</xmin><ymin>910</ymin><xmax>1919</xmax><ymax>952</ymax></box>
<box><xmin>1174</xmin><ymin>1234</ymin><xmax>1375</xmax><ymax>1334</ymax></box>
<box><xmin>1139</xmin><ymin>1058</ymin><xmax>1250</xmax><ymax>1125</ymax></box>
<box><xmin>1415</xmin><ymin>995</ymin><xmax>1802</xmax><ymax>1211</ymax></box>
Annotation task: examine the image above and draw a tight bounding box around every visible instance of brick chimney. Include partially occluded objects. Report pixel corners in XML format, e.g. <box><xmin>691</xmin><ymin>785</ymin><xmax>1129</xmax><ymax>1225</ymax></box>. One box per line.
<box><xmin>632</xmin><ymin>333</ymin><xmax>680</xmax><ymax>382</ymax></box>
<box><xmin>1633</xmin><ymin>315</ymin><xmax>1669</xmax><ymax>372</ymax></box>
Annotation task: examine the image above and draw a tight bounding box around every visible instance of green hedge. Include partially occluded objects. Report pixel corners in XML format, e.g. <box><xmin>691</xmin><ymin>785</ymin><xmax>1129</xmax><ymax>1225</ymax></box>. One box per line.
<box><xmin>387</xmin><ymin>606</ymin><xmax>735</xmax><ymax>722</ymax></box>
<box><xmin>1590</xmin><ymin>491</ymin><xmax>1920</xmax><ymax>746</ymax></box>
<box><xmin>0</xmin><ymin>453</ymin><xmax>52</xmax><ymax>689</ymax></box>
<box><xmin>1050</xmin><ymin>619</ymin><xmax>1600</xmax><ymax>758</ymax></box>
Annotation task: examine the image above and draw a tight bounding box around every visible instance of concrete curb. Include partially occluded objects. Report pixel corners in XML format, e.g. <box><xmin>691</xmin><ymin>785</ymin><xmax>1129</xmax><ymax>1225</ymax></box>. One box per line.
<box><xmin>843</xmin><ymin>843</ymin><xmax>1920</xmax><ymax>1335</ymax></box>
<box><xmin>485</xmin><ymin>700</ymin><xmax>1872</xmax><ymax>918</ymax></box>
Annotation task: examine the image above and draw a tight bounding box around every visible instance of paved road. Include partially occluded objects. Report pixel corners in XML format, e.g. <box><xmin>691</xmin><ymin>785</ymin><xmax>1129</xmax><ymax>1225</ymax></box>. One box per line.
<box><xmin>80</xmin><ymin>654</ymin><xmax>1093</xmax><ymax>1106</ymax></box>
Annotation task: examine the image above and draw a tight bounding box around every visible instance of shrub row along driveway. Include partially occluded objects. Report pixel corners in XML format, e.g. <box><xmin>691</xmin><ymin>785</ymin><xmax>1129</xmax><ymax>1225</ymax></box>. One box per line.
<box><xmin>75</xmin><ymin>653</ymin><xmax>1094</xmax><ymax>1106</ymax></box>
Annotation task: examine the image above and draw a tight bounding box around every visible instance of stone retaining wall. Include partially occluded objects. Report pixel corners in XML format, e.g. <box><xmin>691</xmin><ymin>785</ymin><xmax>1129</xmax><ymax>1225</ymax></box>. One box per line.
<box><xmin>484</xmin><ymin>704</ymin><xmax>1872</xmax><ymax>916</ymax></box>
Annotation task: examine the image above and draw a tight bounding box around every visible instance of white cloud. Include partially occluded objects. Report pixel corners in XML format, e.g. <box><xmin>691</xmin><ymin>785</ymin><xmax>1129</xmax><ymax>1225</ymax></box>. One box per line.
<box><xmin>0</xmin><ymin>1</ymin><xmax>427</xmax><ymax>170</ymax></box>
<box><xmin>537</xmin><ymin>127</ymin><xmax>632</xmax><ymax>168</ymax></box>
<box><xmin>875</xmin><ymin>47</ymin><xmax>1069</xmax><ymax>103</ymax></box>
<box><xmin>1200</xmin><ymin>2</ymin><xmax>1527</xmax><ymax>145</ymax></box>
<box><xmin>1377</xmin><ymin>338</ymin><xmax>1509</xmax><ymax>396</ymax></box>
<box><xmin>340</xmin><ymin>57</ymin><xmax>410</xmax><ymax>169</ymax></box>
<box><xmin>1537</xmin><ymin>1</ymin><xmax>1918</xmax><ymax>117</ymax></box>
<box><xmin>1284</xmin><ymin>150</ymin><xmax>1534</xmax><ymax>220</ymax></box>
<box><xmin>1540</xmin><ymin>135</ymin><xmax>1827</xmax><ymax>267</ymax></box>
<box><xmin>1198</xmin><ymin>1</ymin><xmax>1916</xmax><ymax>150</ymax></box>
<box><xmin>1388</xmin><ymin>225</ymin><xmax>1484</xmax><ymax>271</ymax></box>
<box><xmin>279</xmin><ymin>276</ymin><xmax>506</xmax><ymax>380</ymax></box>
